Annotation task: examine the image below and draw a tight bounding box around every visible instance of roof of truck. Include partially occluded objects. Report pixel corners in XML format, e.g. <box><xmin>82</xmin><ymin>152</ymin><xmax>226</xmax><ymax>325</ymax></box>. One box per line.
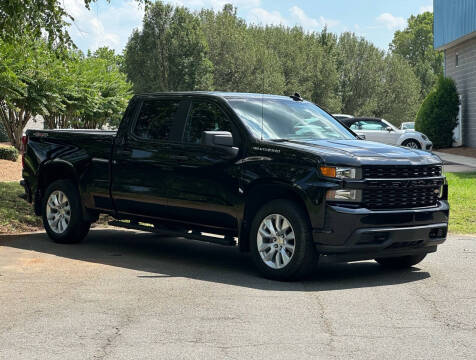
<box><xmin>136</xmin><ymin>91</ymin><xmax>298</xmax><ymax>101</ymax></box>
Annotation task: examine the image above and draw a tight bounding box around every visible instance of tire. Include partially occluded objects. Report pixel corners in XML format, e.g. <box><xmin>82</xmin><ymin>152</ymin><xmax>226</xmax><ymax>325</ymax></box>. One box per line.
<box><xmin>249</xmin><ymin>199</ymin><xmax>319</xmax><ymax>281</ymax></box>
<box><xmin>42</xmin><ymin>179</ymin><xmax>90</xmax><ymax>244</ymax></box>
<box><xmin>375</xmin><ymin>253</ymin><xmax>427</xmax><ymax>268</ymax></box>
<box><xmin>402</xmin><ymin>139</ymin><xmax>421</xmax><ymax>149</ymax></box>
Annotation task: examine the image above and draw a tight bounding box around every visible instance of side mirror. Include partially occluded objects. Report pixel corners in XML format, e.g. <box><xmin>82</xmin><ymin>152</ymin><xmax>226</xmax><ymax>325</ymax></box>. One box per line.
<box><xmin>201</xmin><ymin>131</ymin><xmax>239</xmax><ymax>157</ymax></box>
<box><xmin>386</xmin><ymin>126</ymin><xmax>393</xmax><ymax>132</ymax></box>
<box><xmin>357</xmin><ymin>134</ymin><xmax>366</xmax><ymax>140</ymax></box>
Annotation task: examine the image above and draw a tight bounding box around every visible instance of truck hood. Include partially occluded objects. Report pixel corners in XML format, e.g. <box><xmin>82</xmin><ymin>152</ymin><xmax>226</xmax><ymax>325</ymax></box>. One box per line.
<box><xmin>268</xmin><ymin>139</ymin><xmax>441</xmax><ymax>166</ymax></box>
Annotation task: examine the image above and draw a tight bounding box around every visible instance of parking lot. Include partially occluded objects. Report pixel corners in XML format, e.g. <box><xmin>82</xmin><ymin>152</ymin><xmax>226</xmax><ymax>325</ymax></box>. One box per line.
<box><xmin>1</xmin><ymin>229</ymin><xmax>475</xmax><ymax>360</ymax></box>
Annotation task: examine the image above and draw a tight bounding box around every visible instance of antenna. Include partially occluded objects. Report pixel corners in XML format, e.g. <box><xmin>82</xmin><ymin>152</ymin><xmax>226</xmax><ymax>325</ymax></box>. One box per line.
<box><xmin>290</xmin><ymin>92</ymin><xmax>303</xmax><ymax>101</ymax></box>
<box><xmin>260</xmin><ymin>44</ymin><xmax>265</xmax><ymax>141</ymax></box>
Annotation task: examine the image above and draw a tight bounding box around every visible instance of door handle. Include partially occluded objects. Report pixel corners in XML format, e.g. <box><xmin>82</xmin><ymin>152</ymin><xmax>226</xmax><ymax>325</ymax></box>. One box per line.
<box><xmin>170</xmin><ymin>155</ymin><xmax>189</xmax><ymax>161</ymax></box>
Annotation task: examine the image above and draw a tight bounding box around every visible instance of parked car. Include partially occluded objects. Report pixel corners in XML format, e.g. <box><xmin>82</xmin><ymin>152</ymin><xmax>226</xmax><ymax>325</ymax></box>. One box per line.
<box><xmin>20</xmin><ymin>92</ymin><xmax>448</xmax><ymax>281</ymax></box>
<box><xmin>401</xmin><ymin>122</ymin><xmax>415</xmax><ymax>130</ymax></box>
<box><xmin>339</xmin><ymin>117</ymin><xmax>432</xmax><ymax>150</ymax></box>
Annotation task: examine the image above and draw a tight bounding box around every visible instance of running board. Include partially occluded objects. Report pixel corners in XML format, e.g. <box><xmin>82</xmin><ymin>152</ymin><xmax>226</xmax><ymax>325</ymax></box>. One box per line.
<box><xmin>108</xmin><ymin>220</ymin><xmax>236</xmax><ymax>246</ymax></box>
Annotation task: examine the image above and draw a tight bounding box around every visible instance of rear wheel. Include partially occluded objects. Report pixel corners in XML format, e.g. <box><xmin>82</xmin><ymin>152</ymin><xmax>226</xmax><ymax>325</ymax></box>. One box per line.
<box><xmin>250</xmin><ymin>199</ymin><xmax>318</xmax><ymax>281</ymax></box>
<box><xmin>402</xmin><ymin>139</ymin><xmax>421</xmax><ymax>149</ymax></box>
<box><xmin>375</xmin><ymin>254</ymin><xmax>427</xmax><ymax>268</ymax></box>
<box><xmin>42</xmin><ymin>180</ymin><xmax>90</xmax><ymax>244</ymax></box>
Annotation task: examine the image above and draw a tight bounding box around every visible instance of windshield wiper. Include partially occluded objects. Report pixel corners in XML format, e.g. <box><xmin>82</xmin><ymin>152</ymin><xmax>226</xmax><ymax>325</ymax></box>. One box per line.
<box><xmin>269</xmin><ymin>138</ymin><xmax>290</xmax><ymax>142</ymax></box>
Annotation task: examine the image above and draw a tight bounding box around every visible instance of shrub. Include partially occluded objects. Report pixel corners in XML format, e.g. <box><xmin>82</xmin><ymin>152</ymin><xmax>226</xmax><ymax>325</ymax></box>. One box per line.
<box><xmin>415</xmin><ymin>76</ymin><xmax>460</xmax><ymax>148</ymax></box>
<box><xmin>0</xmin><ymin>122</ymin><xmax>8</xmax><ymax>142</ymax></box>
<box><xmin>0</xmin><ymin>145</ymin><xmax>19</xmax><ymax>161</ymax></box>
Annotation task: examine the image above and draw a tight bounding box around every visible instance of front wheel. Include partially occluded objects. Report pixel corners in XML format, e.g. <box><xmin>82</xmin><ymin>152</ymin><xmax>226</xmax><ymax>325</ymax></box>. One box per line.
<box><xmin>250</xmin><ymin>199</ymin><xmax>318</xmax><ymax>281</ymax></box>
<box><xmin>42</xmin><ymin>180</ymin><xmax>90</xmax><ymax>244</ymax></box>
<box><xmin>375</xmin><ymin>253</ymin><xmax>427</xmax><ymax>268</ymax></box>
<box><xmin>402</xmin><ymin>139</ymin><xmax>421</xmax><ymax>149</ymax></box>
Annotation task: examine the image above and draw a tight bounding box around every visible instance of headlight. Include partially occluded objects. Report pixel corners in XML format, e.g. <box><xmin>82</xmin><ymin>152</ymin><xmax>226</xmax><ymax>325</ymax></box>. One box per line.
<box><xmin>421</xmin><ymin>134</ymin><xmax>428</xmax><ymax>141</ymax></box>
<box><xmin>320</xmin><ymin>166</ymin><xmax>358</xmax><ymax>179</ymax></box>
<box><xmin>326</xmin><ymin>189</ymin><xmax>362</xmax><ymax>202</ymax></box>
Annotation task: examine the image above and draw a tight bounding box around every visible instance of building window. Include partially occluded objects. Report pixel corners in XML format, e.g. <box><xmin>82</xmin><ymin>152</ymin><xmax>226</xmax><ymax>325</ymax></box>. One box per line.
<box><xmin>456</xmin><ymin>53</ymin><xmax>459</xmax><ymax>67</ymax></box>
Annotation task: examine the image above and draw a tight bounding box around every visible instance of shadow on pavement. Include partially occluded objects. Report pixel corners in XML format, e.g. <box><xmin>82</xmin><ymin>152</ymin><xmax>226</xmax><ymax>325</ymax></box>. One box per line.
<box><xmin>0</xmin><ymin>228</ymin><xmax>430</xmax><ymax>291</ymax></box>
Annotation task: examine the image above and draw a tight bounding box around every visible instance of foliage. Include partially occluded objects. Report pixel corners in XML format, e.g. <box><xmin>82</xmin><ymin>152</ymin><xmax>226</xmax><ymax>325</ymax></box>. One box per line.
<box><xmin>446</xmin><ymin>172</ymin><xmax>476</xmax><ymax>234</ymax></box>
<box><xmin>336</xmin><ymin>32</ymin><xmax>386</xmax><ymax>116</ymax></box>
<box><xmin>124</xmin><ymin>1</ymin><xmax>213</xmax><ymax>93</ymax></box>
<box><xmin>1</xmin><ymin>1</ymin><xmax>442</xmax><ymax>143</ymax></box>
<box><xmin>374</xmin><ymin>54</ymin><xmax>421</xmax><ymax>126</ymax></box>
<box><xmin>125</xmin><ymin>2</ymin><xmax>422</xmax><ymax>122</ymax></box>
<box><xmin>390</xmin><ymin>12</ymin><xmax>443</xmax><ymax>97</ymax></box>
<box><xmin>0</xmin><ymin>0</ymin><xmax>146</xmax><ymax>47</ymax></box>
<box><xmin>415</xmin><ymin>76</ymin><xmax>459</xmax><ymax>148</ymax></box>
<box><xmin>0</xmin><ymin>36</ymin><xmax>132</xmax><ymax>148</ymax></box>
<box><xmin>0</xmin><ymin>145</ymin><xmax>19</xmax><ymax>161</ymax></box>
<box><xmin>0</xmin><ymin>37</ymin><xmax>60</xmax><ymax>149</ymax></box>
<box><xmin>44</xmin><ymin>48</ymin><xmax>132</xmax><ymax>130</ymax></box>
<box><xmin>0</xmin><ymin>122</ymin><xmax>8</xmax><ymax>142</ymax></box>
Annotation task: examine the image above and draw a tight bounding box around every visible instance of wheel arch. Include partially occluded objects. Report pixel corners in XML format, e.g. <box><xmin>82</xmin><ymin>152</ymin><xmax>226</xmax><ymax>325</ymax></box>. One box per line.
<box><xmin>239</xmin><ymin>180</ymin><xmax>312</xmax><ymax>252</ymax></box>
<box><xmin>35</xmin><ymin>160</ymin><xmax>79</xmax><ymax>215</ymax></box>
<box><xmin>400</xmin><ymin>137</ymin><xmax>422</xmax><ymax>149</ymax></box>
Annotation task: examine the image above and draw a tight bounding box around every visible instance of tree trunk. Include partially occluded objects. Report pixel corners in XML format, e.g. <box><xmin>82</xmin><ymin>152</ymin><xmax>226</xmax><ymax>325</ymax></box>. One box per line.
<box><xmin>0</xmin><ymin>102</ymin><xmax>33</xmax><ymax>150</ymax></box>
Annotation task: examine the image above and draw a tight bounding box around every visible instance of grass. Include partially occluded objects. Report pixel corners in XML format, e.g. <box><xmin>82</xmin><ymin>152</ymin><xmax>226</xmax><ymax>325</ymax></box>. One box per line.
<box><xmin>0</xmin><ymin>182</ymin><xmax>42</xmax><ymax>233</ymax></box>
<box><xmin>0</xmin><ymin>173</ymin><xmax>475</xmax><ymax>234</ymax></box>
<box><xmin>0</xmin><ymin>182</ymin><xmax>112</xmax><ymax>234</ymax></box>
<box><xmin>446</xmin><ymin>172</ymin><xmax>476</xmax><ymax>234</ymax></box>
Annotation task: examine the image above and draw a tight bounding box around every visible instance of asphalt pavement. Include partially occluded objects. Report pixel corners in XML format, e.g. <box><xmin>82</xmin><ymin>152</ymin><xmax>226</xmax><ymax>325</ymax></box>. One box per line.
<box><xmin>0</xmin><ymin>229</ymin><xmax>475</xmax><ymax>360</ymax></box>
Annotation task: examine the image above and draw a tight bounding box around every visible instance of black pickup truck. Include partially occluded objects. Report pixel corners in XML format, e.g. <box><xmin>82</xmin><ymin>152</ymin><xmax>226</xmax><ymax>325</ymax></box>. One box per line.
<box><xmin>21</xmin><ymin>92</ymin><xmax>449</xmax><ymax>280</ymax></box>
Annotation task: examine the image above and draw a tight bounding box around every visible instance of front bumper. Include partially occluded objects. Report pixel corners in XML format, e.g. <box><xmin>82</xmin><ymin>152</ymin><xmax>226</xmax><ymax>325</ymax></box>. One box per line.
<box><xmin>313</xmin><ymin>200</ymin><xmax>449</xmax><ymax>261</ymax></box>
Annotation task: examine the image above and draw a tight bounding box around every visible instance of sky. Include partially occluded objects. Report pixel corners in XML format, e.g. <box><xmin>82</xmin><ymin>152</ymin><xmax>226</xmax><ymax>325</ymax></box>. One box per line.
<box><xmin>64</xmin><ymin>0</ymin><xmax>434</xmax><ymax>54</ymax></box>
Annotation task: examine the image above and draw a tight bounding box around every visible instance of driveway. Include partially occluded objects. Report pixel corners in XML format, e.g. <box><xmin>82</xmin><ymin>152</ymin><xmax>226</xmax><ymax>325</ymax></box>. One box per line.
<box><xmin>0</xmin><ymin>229</ymin><xmax>475</xmax><ymax>359</ymax></box>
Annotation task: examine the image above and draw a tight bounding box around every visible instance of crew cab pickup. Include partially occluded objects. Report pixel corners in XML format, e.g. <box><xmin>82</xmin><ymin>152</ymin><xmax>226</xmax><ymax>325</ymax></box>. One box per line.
<box><xmin>21</xmin><ymin>92</ymin><xmax>449</xmax><ymax>280</ymax></box>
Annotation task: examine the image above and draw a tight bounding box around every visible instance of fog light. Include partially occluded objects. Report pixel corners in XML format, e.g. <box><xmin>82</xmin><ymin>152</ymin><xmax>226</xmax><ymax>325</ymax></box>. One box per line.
<box><xmin>326</xmin><ymin>189</ymin><xmax>362</xmax><ymax>202</ymax></box>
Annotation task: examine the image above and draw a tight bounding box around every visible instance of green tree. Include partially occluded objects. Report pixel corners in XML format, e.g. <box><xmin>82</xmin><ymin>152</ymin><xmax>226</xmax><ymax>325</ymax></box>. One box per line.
<box><xmin>0</xmin><ymin>37</ymin><xmax>61</xmax><ymax>149</ymax></box>
<box><xmin>336</xmin><ymin>32</ymin><xmax>385</xmax><ymax>116</ymax></box>
<box><xmin>124</xmin><ymin>1</ymin><xmax>213</xmax><ymax>93</ymax></box>
<box><xmin>44</xmin><ymin>48</ymin><xmax>132</xmax><ymax>130</ymax></box>
<box><xmin>0</xmin><ymin>0</ymin><xmax>146</xmax><ymax>46</ymax></box>
<box><xmin>374</xmin><ymin>54</ymin><xmax>421</xmax><ymax>126</ymax></box>
<box><xmin>198</xmin><ymin>6</ymin><xmax>285</xmax><ymax>94</ymax></box>
<box><xmin>253</xmin><ymin>26</ymin><xmax>339</xmax><ymax>112</ymax></box>
<box><xmin>390</xmin><ymin>12</ymin><xmax>443</xmax><ymax>97</ymax></box>
<box><xmin>0</xmin><ymin>122</ymin><xmax>8</xmax><ymax>142</ymax></box>
<box><xmin>415</xmin><ymin>76</ymin><xmax>459</xmax><ymax>148</ymax></box>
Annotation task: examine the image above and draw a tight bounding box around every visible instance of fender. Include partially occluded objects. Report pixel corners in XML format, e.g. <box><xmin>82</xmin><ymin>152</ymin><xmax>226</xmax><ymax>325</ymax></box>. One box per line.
<box><xmin>239</xmin><ymin>178</ymin><xmax>325</xmax><ymax>252</ymax></box>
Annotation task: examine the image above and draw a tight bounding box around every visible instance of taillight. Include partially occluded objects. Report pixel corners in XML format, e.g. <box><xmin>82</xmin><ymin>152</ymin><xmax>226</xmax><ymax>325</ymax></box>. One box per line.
<box><xmin>21</xmin><ymin>135</ymin><xmax>28</xmax><ymax>168</ymax></box>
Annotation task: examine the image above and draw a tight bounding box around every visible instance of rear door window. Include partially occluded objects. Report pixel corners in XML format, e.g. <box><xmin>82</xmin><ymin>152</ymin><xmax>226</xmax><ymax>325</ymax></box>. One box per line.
<box><xmin>133</xmin><ymin>99</ymin><xmax>181</xmax><ymax>141</ymax></box>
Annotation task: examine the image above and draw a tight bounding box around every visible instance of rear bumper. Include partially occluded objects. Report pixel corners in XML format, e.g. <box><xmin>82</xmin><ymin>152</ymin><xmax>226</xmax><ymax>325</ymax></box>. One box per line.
<box><xmin>313</xmin><ymin>200</ymin><xmax>449</xmax><ymax>261</ymax></box>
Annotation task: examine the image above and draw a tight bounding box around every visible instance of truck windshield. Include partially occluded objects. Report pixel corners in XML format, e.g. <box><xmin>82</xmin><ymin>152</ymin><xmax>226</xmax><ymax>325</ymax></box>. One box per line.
<box><xmin>227</xmin><ymin>98</ymin><xmax>355</xmax><ymax>141</ymax></box>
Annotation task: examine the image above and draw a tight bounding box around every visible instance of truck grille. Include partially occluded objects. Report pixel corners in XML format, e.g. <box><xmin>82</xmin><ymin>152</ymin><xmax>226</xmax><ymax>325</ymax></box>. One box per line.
<box><xmin>362</xmin><ymin>176</ymin><xmax>444</xmax><ymax>210</ymax></box>
<box><xmin>362</xmin><ymin>165</ymin><xmax>442</xmax><ymax>179</ymax></box>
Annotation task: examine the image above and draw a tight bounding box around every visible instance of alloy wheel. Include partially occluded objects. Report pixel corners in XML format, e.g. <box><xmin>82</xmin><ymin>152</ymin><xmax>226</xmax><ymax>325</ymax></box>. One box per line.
<box><xmin>46</xmin><ymin>190</ymin><xmax>71</xmax><ymax>234</ymax></box>
<box><xmin>257</xmin><ymin>214</ymin><xmax>296</xmax><ymax>269</ymax></box>
<box><xmin>405</xmin><ymin>141</ymin><xmax>420</xmax><ymax>149</ymax></box>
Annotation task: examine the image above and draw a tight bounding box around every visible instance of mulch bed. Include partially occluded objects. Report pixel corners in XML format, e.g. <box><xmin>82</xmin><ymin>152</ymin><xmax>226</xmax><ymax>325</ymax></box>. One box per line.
<box><xmin>0</xmin><ymin>158</ymin><xmax>22</xmax><ymax>182</ymax></box>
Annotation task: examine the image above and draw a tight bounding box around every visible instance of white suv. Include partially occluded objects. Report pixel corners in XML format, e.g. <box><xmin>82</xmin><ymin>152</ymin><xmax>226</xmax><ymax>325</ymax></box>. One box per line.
<box><xmin>341</xmin><ymin>117</ymin><xmax>432</xmax><ymax>151</ymax></box>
